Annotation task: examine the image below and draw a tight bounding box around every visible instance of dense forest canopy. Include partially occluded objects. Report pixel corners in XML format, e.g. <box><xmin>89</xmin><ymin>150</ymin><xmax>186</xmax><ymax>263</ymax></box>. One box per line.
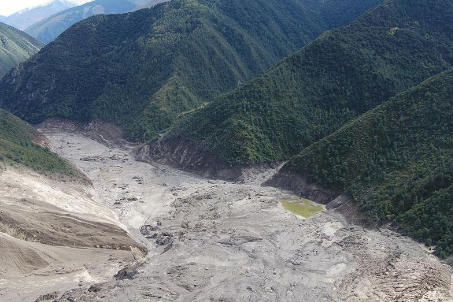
<box><xmin>280</xmin><ymin>69</ymin><xmax>453</xmax><ymax>257</ymax></box>
<box><xmin>0</xmin><ymin>0</ymin><xmax>383</xmax><ymax>141</ymax></box>
<box><xmin>162</xmin><ymin>0</ymin><xmax>453</xmax><ymax>166</ymax></box>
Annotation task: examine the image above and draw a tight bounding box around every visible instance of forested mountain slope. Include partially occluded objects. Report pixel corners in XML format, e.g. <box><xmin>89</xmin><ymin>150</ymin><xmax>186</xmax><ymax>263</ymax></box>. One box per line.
<box><xmin>159</xmin><ymin>0</ymin><xmax>453</xmax><ymax>167</ymax></box>
<box><xmin>0</xmin><ymin>109</ymin><xmax>80</xmax><ymax>178</ymax></box>
<box><xmin>0</xmin><ymin>109</ymin><xmax>141</xmax><ymax>301</ymax></box>
<box><xmin>0</xmin><ymin>0</ymin><xmax>383</xmax><ymax>141</ymax></box>
<box><xmin>25</xmin><ymin>0</ymin><xmax>163</xmax><ymax>44</ymax></box>
<box><xmin>0</xmin><ymin>23</ymin><xmax>44</xmax><ymax>78</ymax></box>
<box><xmin>275</xmin><ymin>69</ymin><xmax>453</xmax><ymax>257</ymax></box>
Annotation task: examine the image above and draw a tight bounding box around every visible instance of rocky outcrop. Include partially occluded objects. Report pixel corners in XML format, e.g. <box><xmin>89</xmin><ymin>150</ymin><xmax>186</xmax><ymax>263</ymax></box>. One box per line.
<box><xmin>265</xmin><ymin>171</ymin><xmax>375</xmax><ymax>226</ymax></box>
<box><xmin>265</xmin><ymin>171</ymin><xmax>338</xmax><ymax>204</ymax></box>
<box><xmin>137</xmin><ymin>138</ymin><xmax>243</xmax><ymax>180</ymax></box>
<box><xmin>37</xmin><ymin>118</ymin><xmax>128</xmax><ymax>148</ymax></box>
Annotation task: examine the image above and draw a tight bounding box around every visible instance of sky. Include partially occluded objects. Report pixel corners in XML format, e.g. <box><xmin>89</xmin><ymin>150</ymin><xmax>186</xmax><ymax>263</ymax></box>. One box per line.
<box><xmin>0</xmin><ymin>0</ymin><xmax>90</xmax><ymax>16</ymax></box>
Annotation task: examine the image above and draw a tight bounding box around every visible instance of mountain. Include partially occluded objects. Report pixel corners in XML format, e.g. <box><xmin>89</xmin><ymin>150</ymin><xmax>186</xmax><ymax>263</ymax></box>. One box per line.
<box><xmin>25</xmin><ymin>0</ymin><xmax>166</xmax><ymax>43</ymax></box>
<box><xmin>0</xmin><ymin>23</ymin><xmax>44</xmax><ymax>78</ymax></box>
<box><xmin>0</xmin><ymin>108</ymin><xmax>143</xmax><ymax>300</ymax></box>
<box><xmin>1</xmin><ymin>0</ymin><xmax>81</xmax><ymax>31</ymax></box>
<box><xmin>273</xmin><ymin>69</ymin><xmax>453</xmax><ymax>257</ymax></box>
<box><xmin>134</xmin><ymin>0</ymin><xmax>169</xmax><ymax>10</ymax></box>
<box><xmin>154</xmin><ymin>0</ymin><xmax>453</xmax><ymax>171</ymax></box>
<box><xmin>0</xmin><ymin>108</ymin><xmax>79</xmax><ymax>177</ymax></box>
<box><xmin>0</xmin><ymin>0</ymin><xmax>383</xmax><ymax>141</ymax></box>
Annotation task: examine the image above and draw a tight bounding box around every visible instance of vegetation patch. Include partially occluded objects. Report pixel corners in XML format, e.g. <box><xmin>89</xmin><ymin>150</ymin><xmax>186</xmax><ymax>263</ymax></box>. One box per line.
<box><xmin>0</xmin><ymin>109</ymin><xmax>83</xmax><ymax>180</ymax></box>
<box><xmin>281</xmin><ymin>69</ymin><xmax>453</xmax><ymax>257</ymax></box>
<box><xmin>0</xmin><ymin>0</ymin><xmax>383</xmax><ymax>142</ymax></box>
<box><xmin>166</xmin><ymin>0</ymin><xmax>453</xmax><ymax>165</ymax></box>
<box><xmin>280</xmin><ymin>199</ymin><xmax>324</xmax><ymax>218</ymax></box>
<box><xmin>0</xmin><ymin>22</ymin><xmax>43</xmax><ymax>78</ymax></box>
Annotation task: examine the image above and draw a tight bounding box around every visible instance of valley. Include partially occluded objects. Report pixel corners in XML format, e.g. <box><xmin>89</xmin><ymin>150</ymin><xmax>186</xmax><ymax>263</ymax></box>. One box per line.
<box><xmin>27</xmin><ymin>126</ymin><xmax>453</xmax><ymax>302</ymax></box>
<box><xmin>1</xmin><ymin>0</ymin><xmax>453</xmax><ymax>300</ymax></box>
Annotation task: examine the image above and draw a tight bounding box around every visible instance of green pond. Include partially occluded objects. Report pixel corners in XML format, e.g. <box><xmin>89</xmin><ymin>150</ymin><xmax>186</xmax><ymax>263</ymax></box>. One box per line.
<box><xmin>280</xmin><ymin>199</ymin><xmax>324</xmax><ymax>218</ymax></box>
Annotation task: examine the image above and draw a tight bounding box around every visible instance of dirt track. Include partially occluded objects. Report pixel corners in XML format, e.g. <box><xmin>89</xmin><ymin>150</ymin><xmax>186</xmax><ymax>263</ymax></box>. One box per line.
<box><xmin>35</xmin><ymin>130</ymin><xmax>453</xmax><ymax>302</ymax></box>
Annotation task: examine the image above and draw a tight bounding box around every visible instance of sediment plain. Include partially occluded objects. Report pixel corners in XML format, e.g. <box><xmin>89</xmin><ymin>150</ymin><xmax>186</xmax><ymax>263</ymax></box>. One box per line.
<box><xmin>32</xmin><ymin>129</ymin><xmax>453</xmax><ymax>302</ymax></box>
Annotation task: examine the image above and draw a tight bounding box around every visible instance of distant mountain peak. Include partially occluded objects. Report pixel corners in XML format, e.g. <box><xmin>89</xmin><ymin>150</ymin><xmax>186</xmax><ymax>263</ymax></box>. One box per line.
<box><xmin>1</xmin><ymin>0</ymin><xmax>385</xmax><ymax>144</ymax></box>
<box><xmin>12</xmin><ymin>0</ymin><xmax>76</xmax><ymax>15</ymax></box>
<box><xmin>24</xmin><ymin>0</ymin><xmax>165</xmax><ymax>43</ymax></box>
<box><xmin>67</xmin><ymin>0</ymin><xmax>94</xmax><ymax>5</ymax></box>
<box><xmin>1</xmin><ymin>0</ymin><xmax>83</xmax><ymax>30</ymax></box>
<box><xmin>0</xmin><ymin>22</ymin><xmax>43</xmax><ymax>78</ymax></box>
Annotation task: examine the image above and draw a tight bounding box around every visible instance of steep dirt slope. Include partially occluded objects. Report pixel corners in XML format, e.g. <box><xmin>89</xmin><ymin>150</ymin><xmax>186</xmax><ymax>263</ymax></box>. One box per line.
<box><xmin>0</xmin><ymin>168</ymin><xmax>144</xmax><ymax>301</ymax></box>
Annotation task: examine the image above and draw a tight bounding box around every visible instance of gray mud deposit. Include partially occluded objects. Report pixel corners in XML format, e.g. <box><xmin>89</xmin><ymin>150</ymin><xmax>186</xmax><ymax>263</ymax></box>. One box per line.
<box><xmin>41</xmin><ymin>131</ymin><xmax>453</xmax><ymax>302</ymax></box>
<box><xmin>0</xmin><ymin>169</ymin><xmax>141</xmax><ymax>302</ymax></box>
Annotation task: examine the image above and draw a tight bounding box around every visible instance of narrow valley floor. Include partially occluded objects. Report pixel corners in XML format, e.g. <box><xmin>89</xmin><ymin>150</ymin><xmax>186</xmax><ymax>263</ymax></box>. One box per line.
<box><xmin>42</xmin><ymin>130</ymin><xmax>453</xmax><ymax>302</ymax></box>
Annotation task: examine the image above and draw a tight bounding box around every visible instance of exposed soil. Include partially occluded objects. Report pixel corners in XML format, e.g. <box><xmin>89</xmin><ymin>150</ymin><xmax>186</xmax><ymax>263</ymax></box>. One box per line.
<box><xmin>0</xmin><ymin>168</ymin><xmax>144</xmax><ymax>302</ymax></box>
<box><xmin>37</xmin><ymin>118</ymin><xmax>128</xmax><ymax>148</ymax></box>
<box><xmin>35</xmin><ymin>129</ymin><xmax>453</xmax><ymax>302</ymax></box>
<box><xmin>138</xmin><ymin>137</ymin><xmax>244</xmax><ymax>180</ymax></box>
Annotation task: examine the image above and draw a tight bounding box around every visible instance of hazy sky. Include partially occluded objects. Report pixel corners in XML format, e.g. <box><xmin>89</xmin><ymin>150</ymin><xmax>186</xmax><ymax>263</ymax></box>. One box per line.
<box><xmin>0</xmin><ymin>0</ymin><xmax>90</xmax><ymax>16</ymax></box>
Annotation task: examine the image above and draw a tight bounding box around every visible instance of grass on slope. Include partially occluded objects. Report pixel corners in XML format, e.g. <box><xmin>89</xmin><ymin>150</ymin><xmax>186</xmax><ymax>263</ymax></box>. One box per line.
<box><xmin>0</xmin><ymin>22</ymin><xmax>43</xmax><ymax>78</ymax></box>
<box><xmin>282</xmin><ymin>69</ymin><xmax>453</xmax><ymax>257</ymax></box>
<box><xmin>165</xmin><ymin>0</ymin><xmax>453</xmax><ymax>166</ymax></box>
<box><xmin>0</xmin><ymin>109</ymin><xmax>82</xmax><ymax>179</ymax></box>
<box><xmin>281</xmin><ymin>199</ymin><xmax>324</xmax><ymax>218</ymax></box>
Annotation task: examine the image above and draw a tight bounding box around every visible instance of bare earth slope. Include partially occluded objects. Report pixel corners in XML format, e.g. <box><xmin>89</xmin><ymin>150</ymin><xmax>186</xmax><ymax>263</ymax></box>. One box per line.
<box><xmin>40</xmin><ymin>129</ymin><xmax>453</xmax><ymax>302</ymax></box>
<box><xmin>0</xmin><ymin>168</ymin><xmax>144</xmax><ymax>301</ymax></box>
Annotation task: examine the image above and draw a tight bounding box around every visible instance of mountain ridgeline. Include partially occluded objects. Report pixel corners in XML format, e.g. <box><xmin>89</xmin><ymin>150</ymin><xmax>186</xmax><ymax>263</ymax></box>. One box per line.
<box><xmin>0</xmin><ymin>0</ymin><xmax>383</xmax><ymax>141</ymax></box>
<box><xmin>157</xmin><ymin>0</ymin><xmax>453</xmax><ymax>168</ymax></box>
<box><xmin>1</xmin><ymin>0</ymin><xmax>78</xmax><ymax>31</ymax></box>
<box><xmin>0</xmin><ymin>23</ymin><xmax>43</xmax><ymax>78</ymax></box>
<box><xmin>275</xmin><ymin>69</ymin><xmax>453</xmax><ymax>257</ymax></box>
<box><xmin>25</xmin><ymin>0</ymin><xmax>163</xmax><ymax>44</ymax></box>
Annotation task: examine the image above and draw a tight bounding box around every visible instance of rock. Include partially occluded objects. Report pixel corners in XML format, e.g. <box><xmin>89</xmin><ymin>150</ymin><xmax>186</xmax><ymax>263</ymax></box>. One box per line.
<box><xmin>114</xmin><ymin>267</ymin><xmax>138</xmax><ymax>280</ymax></box>
<box><xmin>140</xmin><ymin>225</ymin><xmax>159</xmax><ymax>236</ymax></box>
<box><xmin>88</xmin><ymin>285</ymin><xmax>102</xmax><ymax>293</ymax></box>
<box><xmin>34</xmin><ymin>292</ymin><xmax>58</xmax><ymax>301</ymax></box>
<box><xmin>181</xmin><ymin>220</ymin><xmax>189</xmax><ymax>229</ymax></box>
<box><xmin>146</xmin><ymin>233</ymin><xmax>158</xmax><ymax>239</ymax></box>
<box><xmin>156</xmin><ymin>232</ymin><xmax>173</xmax><ymax>246</ymax></box>
<box><xmin>162</xmin><ymin>241</ymin><xmax>173</xmax><ymax>254</ymax></box>
<box><xmin>80</xmin><ymin>156</ymin><xmax>106</xmax><ymax>162</ymax></box>
<box><xmin>156</xmin><ymin>236</ymin><xmax>172</xmax><ymax>246</ymax></box>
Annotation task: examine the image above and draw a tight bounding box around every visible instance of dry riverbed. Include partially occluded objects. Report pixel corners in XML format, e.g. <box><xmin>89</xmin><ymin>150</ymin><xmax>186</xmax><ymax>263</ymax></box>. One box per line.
<box><xmin>40</xmin><ymin>130</ymin><xmax>453</xmax><ymax>302</ymax></box>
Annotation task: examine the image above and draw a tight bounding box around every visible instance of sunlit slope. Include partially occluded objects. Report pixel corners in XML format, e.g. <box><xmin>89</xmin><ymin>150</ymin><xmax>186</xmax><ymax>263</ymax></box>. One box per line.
<box><xmin>280</xmin><ymin>69</ymin><xmax>453</xmax><ymax>257</ymax></box>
